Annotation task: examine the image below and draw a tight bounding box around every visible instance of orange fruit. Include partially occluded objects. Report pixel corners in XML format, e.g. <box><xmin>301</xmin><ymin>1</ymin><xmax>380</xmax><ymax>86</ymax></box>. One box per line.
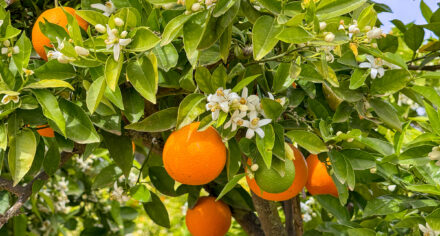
<box><xmin>305</xmin><ymin>154</ymin><xmax>338</xmax><ymax>197</ymax></box>
<box><xmin>32</xmin><ymin>7</ymin><xmax>88</xmax><ymax>61</ymax></box>
<box><xmin>246</xmin><ymin>144</ymin><xmax>308</xmax><ymax>201</ymax></box>
<box><xmin>37</xmin><ymin>125</ymin><xmax>55</xmax><ymax>138</ymax></box>
<box><xmin>292</xmin><ymin>82</ymin><xmax>297</xmax><ymax>88</ymax></box>
<box><xmin>163</xmin><ymin>122</ymin><xmax>226</xmax><ymax>185</ymax></box>
<box><xmin>186</xmin><ymin>196</ymin><xmax>231</xmax><ymax>236</ymax></box>
<box><xmin>132</xmin><ymin>141</ymin><xmax>135</xmax><ymax>153</ymax></box>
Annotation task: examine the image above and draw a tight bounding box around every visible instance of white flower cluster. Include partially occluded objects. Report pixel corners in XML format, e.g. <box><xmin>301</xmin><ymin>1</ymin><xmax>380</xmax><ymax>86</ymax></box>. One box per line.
<box><xmin>75</xmin><ymin>156</ymin><xmax>94</xmax><ymax>172</ymax></box>
<box><xmin>428</xmin><ymin>146</ymin><xmax>440</xmax><ymax>166</ymax></box>
<box><xmin>1</xmin><ymin>94</ymin><xmax>19</xmax><ymax>105</ymax></box>
<box><xmin>206</xmin><ymin>87</ymin><xmax>282</xmax><ymax>139</ymax></box>
<box><xmin>111</xmin><ymin>182</ymin><xmax>129</xmax><ymax>203</ymax></box>
<box><xmin>359</xmin><ymin>55</ymin><xmax>400</xmax><ymax>79</ymax></box>
<box><xmin>300</xmin><ymin>197</ymin><xmax>317</xmax><ymax>222</ymax></box>
<box><xmin>95</xmin><ymin>18</ymin><xmax>132</xmax><ymax>61</ymax></box>
<box><xmin>419</xmin><ymin>223</ymin><xmax>440</xmax><ymax>236</ymax></box>
<box><xmin>1</xmin><ymin>40</ymin><xmax>19</xmax><ymax>57</ymax></box>
<box><xmin>47</xmin><ymin>37</ymin><xmax>89</xmax><ymax>64</ymax></box>
<box><xmin>319</xmin><ymin>20</ymin><xmax>384</xmax><ymax>43</ymax></box>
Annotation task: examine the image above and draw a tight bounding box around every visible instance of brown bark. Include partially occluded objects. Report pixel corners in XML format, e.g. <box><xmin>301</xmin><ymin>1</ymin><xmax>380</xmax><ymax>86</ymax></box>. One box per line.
<box><xmin>251</xmin><ymin>192</ymin><xmax>286</xmax><ymax>236</ymax></box>
<box><xmin>292</xmin><ymin>196</ymin><xmax>303</xmax><ymax>236</ymax></box>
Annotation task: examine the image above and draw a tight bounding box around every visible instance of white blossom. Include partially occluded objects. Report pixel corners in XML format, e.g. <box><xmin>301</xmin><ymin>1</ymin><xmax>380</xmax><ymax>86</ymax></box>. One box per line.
<box><xmin>91</xmin><ymin>0</ymin><xmax>116</xmax><ymax>16</ymax></box>
<box><xmin>224</xmin><ymin>110</ymin><xmax>246</xmax><ymax>131</ymax></box>
<box><xmin>366</xmin><ymin>27</ymin><xmax>383</xmax><ymax>40</ymax></box>
<box><xmin>1</xmin><ymin>94</ymin><xmax>19</xmax><ymax>104</ymax></box>
<box><xmin>12</xmin><ymin>46</ymin><xmax>19</xmax><ymax>54</ymax></box>
<box><xmin>359</xmin><ymin>55</ymin><xmax>385</xmax><ymax>79</ymax></box>
<box><xmin>56</xmin><ymin>177</ymin><xmax>69</xmax><ymax>193</ymax></box>
<box><xmin>23</xmin><ymin>68</ymin><xmax>34</xmax><ymax>76</ymax></box>
<box><xmin>111</xmin><ymin>182</ymin><xmax>129</xmax><ymax>203</ymax></box>
<box><xmin>419</xmin><ymin>223</ymin><xmax>440</xmax><ymax>236</ymax></box>
<box><xmin>338</xmin><ymin>24</ymin><xmax>345</xmax><ymax>31</ymax></box>
<box><xmin>242</xmin><ymin>113</ymin><xmax>271</xmax><ymax>139</ymax></box>
<box><xmin>105</xmin><ymin>25</ymin><xmax>132</xmax><ymax>61</ymax></box>
<box><xmin>206</xmin><ymin>88</ymin><xmax>239</xmax><ymax>120</ymax></box>
<box><xmin>388</xmin><ymin>185</ymin><xmax>397</xmax><ymax>191</ymax></box>
<box><xmin>75</xmin><ymin>156</ymin><xmax>93</xmax><ymax>172</ymax></box>
<box><xmin>268</xmin><ymin>92</ymin><xmax>286</xmax><ymax>106</ymax></box>
<box><xmin>348</xmin><ymin>24</ymin><xmax>360</xmax><ymax>34</ymax></box>
<box><xmin>191</xmin><ymin>2</ymin><xmax>202</xmax><ymax>11</ymax></box>
<box><xmin>250</xmin><ymin>163</ymin><xmax>259</xmax><ymax>172</ymax></box>
<box><xmin>428</xmin><ymin>146</ymin><xmax>440</xmax><ymax>166</ymax></box>
<box><xmin>3</xmin><ymin>40</ymin><xmax>10</xmax><ymax>47</ymax></box>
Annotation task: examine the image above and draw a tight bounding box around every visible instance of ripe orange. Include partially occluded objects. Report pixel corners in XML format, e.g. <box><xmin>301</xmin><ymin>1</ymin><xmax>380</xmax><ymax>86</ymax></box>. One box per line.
<box><xmin>32</xmin><ymin>7</ymin><xmax>88</xmax><ymax>61</ymax></box>
<box><xmin>162</xmin><ymin>122</ymin><xmax>226</xmax><ymax>185</ymax></box>
<box><xmin>185</xmin><ymin>196</ymin><xmax>231</xmax><ymax>236</ymax></box>
<box><xmin>305</xmin><ymin>154</ymin><xmax>338</xmax><ymax>197</ymax></box>
<box><xmin>246</xmin><ymin>144</ymin><xmax>308</xmax><ymax>201</ymax></box>
<box><xmin>37</xmin><ymin>125</ymin><xmax>55</xmax><ymax>138</ymax></box>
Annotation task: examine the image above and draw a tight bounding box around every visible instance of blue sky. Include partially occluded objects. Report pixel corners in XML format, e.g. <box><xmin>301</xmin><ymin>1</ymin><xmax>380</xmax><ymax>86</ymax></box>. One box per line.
<box><xmin>375</xmin><ymin>0</ymin><xmax>439</xmax><ymax>35</ymax></box>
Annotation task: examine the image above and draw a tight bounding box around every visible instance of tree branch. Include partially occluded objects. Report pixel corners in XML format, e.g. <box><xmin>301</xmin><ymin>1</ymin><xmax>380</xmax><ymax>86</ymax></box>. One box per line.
<box><xmin>251</xmin><ymin>192</ymin><xmax>286</xmax><ymax>236</ymax></box>
<box><xmin>231</xmin><ymin>209</ymin><xmax>265</xmax><ymax>236</ymax></box>
<box><xmin>0</xmin><ymin>143</ymin><xmax>85</xmax><ymax>227</ymax></box>
<box><xmin>292</xmin><ymin>196</ymin><xmax>303</xmax><ymax>236</ymax></box>
<box><xmin>283</xmin><ymin>199</ymin><xmax>294</xmax><ymax>235</ymax></box>
<box><xmin>408</xmin><ymin>65</ymin><xmax>440</xmax><ymax>71</ymax></box>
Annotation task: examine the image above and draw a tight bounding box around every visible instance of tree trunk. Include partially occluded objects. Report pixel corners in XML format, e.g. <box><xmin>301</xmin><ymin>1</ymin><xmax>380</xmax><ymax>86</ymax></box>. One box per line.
<box><xmin>251</xmin><ymin>193</ymin><xmax>286</xmax><ymax>236</ymax></box>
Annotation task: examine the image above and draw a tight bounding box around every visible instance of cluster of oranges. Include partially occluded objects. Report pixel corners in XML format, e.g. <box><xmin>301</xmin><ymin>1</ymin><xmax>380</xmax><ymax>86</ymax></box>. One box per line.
<box><xmin>163</xmin><ymin>122</ymin><xmax>339</xmax><ymax>235</ymax></box>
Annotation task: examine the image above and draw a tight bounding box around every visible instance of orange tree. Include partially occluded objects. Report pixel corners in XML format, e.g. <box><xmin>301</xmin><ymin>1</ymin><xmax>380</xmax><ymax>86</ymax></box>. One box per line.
<box><xmin>1</xmin><ymin>0</ymin><xmax>440</xmax><ymax>235</ymax></box>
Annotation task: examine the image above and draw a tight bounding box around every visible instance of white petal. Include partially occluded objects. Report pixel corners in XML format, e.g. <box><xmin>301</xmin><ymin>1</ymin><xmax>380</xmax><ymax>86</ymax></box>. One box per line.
<box><xmin>91</xmin><ymin>3</ymin><xmax>107</xmax><ymax>11</ymax></box>
<box><xmin>365</xmin><ymin>55</ymin><xmax>375</xmax><ymax>64</ymax></box>
<box><xmin>370</xmin><ymin>68</ymin><xmax>378</xmax><ymax>79</ymax></box>
<box><xmin>359</xmin><ymin>62</ymin><xmax>372</xmax><ymax>68</ymax></box>
<box><xmin>113</xmin><ymin>43</ymin><xmax>120</xmax><ymax>61</ymax></box>
<box><xmin>255</xmin><ymin>128</ymin><xmax>265</xmax><ymax>138</ymax></box>
<box><xmin>241</xmin><ymin>120</ymin><xmax>250</xmax><ymax>128</ymax></box>
<box><xmin>241</xmin><ymin>87</ymin><xmax>248</xmax><ymax>98</ymax></box>
<box><xmin>106</xmin><ymin>25</ymin><xmax>115</xmax><ymax>40</ymax></box>
<box><xmin>219</xmin><ymin>101</ymin><xmax>229</xmax><ymax>112</ymax></box>
<box><xmin>377</xmin><ymin>67</ymin><xmax>385</xmax><ymax>78</ymax></box>
<box><xmin>231</xmin><ymin>123</ymin><xmax>237</xmax><ymax>131</ymax></box>
<box><xmin>258</xmin><ymin>119</ymin><xmax>272</xmax><ymax>127</ymax></box>
<box><xmin>246</xmin><ymin>129</ymin><xmax>255</xmax><ymax>139</ymax></box>
<box><xmin>119</xmin><ymin>38</ymin><xmax>132</xmax><ymax>46</ymax></box>
<box><xmin>268</xmin><ymin>92</ymin><xmax>274</xmax><ymax>100</ymax></box>
<box><xmin>224</xmin><ymin>120</ymin><xmax>232</xmax><ymax>129</ymax></box>
<box><xmin>212</xmin><ymin>110</ymin><xmax>219</xmax><ymax>120</ymax></box>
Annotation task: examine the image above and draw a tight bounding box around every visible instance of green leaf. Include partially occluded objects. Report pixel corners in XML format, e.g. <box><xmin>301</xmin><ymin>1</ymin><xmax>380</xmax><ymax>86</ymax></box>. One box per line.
<box><xmin>329</xmin><ymin>151</ymin><xmax>347</xmax><ymax>184</ymax></box>
<box><xmin>34</xmin><ymin>60</ymin><xmax>75</xmax><ymax>80</ymax></box>
<box><xmin>105</xmin><ymin>55</ymin><xmax>123</xmax><ymax>91</ymax></box>
<box><xmin>421</xmin><ymin>0</ymin><xmax>433</xmax><ymax>23</ymax></box>
<box><xmin>43</xmin><ymin>141</ymin><xmax>60</xmax><ymax>176</ymax></box>
<box><xmin>273</xmin><ymin>63</ymin><xmax>294</xmax><ymax>93</ymax></box>
<box><xmin>183</xmin><ymin>11</ymin><xmax>208</xmax><ymax>63</ymax></box>
<box><xmin>349</xmin><ymin>68</ymin><xmax>369</xmax><ymax>90</ymax></box>
<box><xmin>363</xmin><ymin>196</ymin><xmax>403</xmax><ymax>217</ymax></box>
<box><xmin>370</xmin><ymin>70</ymin><xmax>409</xmax><ymax>95</ymax></box>
<box><xmin>227</xmin><ymin>139</ymin><xmax>241</xmax><ymax>180</ymax></box>
<box><xmin>276</xmin><ymin>26</ymin><xmax>313</xmax><ymax>44</ymax></box>
<box><xmin>76</xmin><ymin>10</ymin><xmax>108</xmax><ymax>25</ymax></box>
<box><xmin>92</xmin><ymin>164</ymin><xmax>122</xmax><ymax>189</ymax></box>
<box><xmin>356</xmin><ymin>4</ymin><xmax>377</xmax><ymax>30</ymax></box>
<box><xmin>195</xmin><ymin>67</ymin><xmax>213</xmax><ymax>94</ymax></box>
<box><xmin>126</xmin><ymin>55</ymin><xmax>158</xmax><ymax>104</ymax></box>
<box><xmin>252</xmin><ymin>15</ymin><xmax>283</xmax><ymax>60</ymax></box>
<box><xmin>122</xmin><ymin>87</ymin><xmax>144</xmax><ymax>124</ymax></box>
<box><xmin>426</xmin><ymin>208</ymin><xmax>440</xmax><ymax>230</ymax></box>
<box><xmin>261</xmin><ymin>98</ymin><xmax>283</xmax><ymax>120</ymax></box>
<box><xmin>33</xmin><ymin>89</ymin><xmax>66</xmax><ymax>136</ymax></box>
<box><xmin>143</xmin><ymin>192</ymin><xmax>170</xmax><ymax>228</ymax></box>
<box><xmin>197</xmin><ymin>0</ymin><xmax>240</xmax><ymax>50</ymax></box>
<box><xmin>369</xmin><ymin>98</ymin><xmax>402</xmax><ymax>131</ymax></box>
<box><xmin>86</xmin><ymin>76</ymin><xmax>106</xmax><ymax>114</ymax></box>
<box><xmin>256</xmin><ymin>124</ymin><xmax>275</xmax><ymax>168</ymax></box>
<box><xmin>130</xmin><ymin>184</ymin><xmax>151</xmax><ymax>202</ymax></box>
<box><xmin>315</xmin><ymin>195</ymin><xmax>349</xmax><ymax>221</ymax></box>
<box><xmin>128</xmin><ymin>27</ymin><xmax>160</xmax><ymax>52</ymax></box>
<box><xmin>219</xmin><ymin>24</ymin><xmax>232</xmax><ymax>63</ymax></box>
<box><xmin>404</xmin><ymin>25</ymin><xmax>425</xmax><ymax>51</ymax></box>
<box><xmin>231</xmin><ymin>75</ymin><xmax>260</xmax><ymax>93</ymax></box>
<box><xmin>213</xmin><ymin>0</ymin><xmax>237</xmax><ymax>17</ymax></box>
<box><xmin>216</xmin><ymin>173</ymin><xmax>245</xmax><ymax>200</ymax></box>
<box><xmin>316</xmin><ymin>0</ymin><xmax>367</xmax><ymax>20</ymax></box>
<box><xmin>176</xmin><ymin>94</ymin><xmax>206</xmax><ymax>129</ymax></box>
<box><xmin>412</xmin><ymin>85</ymin><xmax>440</xmax><ymax>108</ymax></box>
<box><xmin>255</xmin><ymin>0</ymin><xmax>281</xmax><ymax>14</ymax></box>
<box><xmin>161</xmin><ymin>14</ymin><xmax>192</xmax><ymax>46</ymax></box>
<box><xmin>340</xmin><ymin>149</ymin><xmax>376</xmax><ymax>170</ymax></box>
<box><xmin>125</xmin><ymin>107</ymin><xmax>177</xmax><ymax>132</ymax></box>
<box><xmin>347</xmin><ymin>228</ymin><xmax>376</xmax><ymax>236</ymax></box>
<box><xmin>153</xmin><ymin>44</ymin><xmax>178</xmax><ymax>72</ymax></box>
<box><xmin>12</xmin><ymin>33</ymin><xmax>31</xmax><ymax>72</ymax></box>
<box><xmin>406</xmin><ymin>184</ymin><xmax>440</xmax><ymax>195</ymax></box>
<box><xmin>58</xmin><ymin>99</ymin><xmax>100</xmax><ymax>144</ymax></box>
<box><xmin>285</xmin><ymin>130</ymin><xmax>328</xmax><ymax>154</ymax></box>
<box><xmin>8</xmin><ymin>129</ymin><xmax>36</xmax><ymax>186</ymax></box>
<box><xmin>424</xmin><ymin>101</ymin><xmax>440</xmax><ymax>136</ymax></box>
<box><xmin>0</xmin><ymin>122</ymin><xmax>6</xmax><ymax>151</ymax></box>
<box><xmin>102</xmin><ymin>131</ymin><xmax>133</xmax><ymax>177</ymax></box>
<box><xmin>211</xmin><ymin>65</ymin><xmax>227</xmax><ymax>90</ymax></box>
<box><xmin>149</xmin><ymin>166</ymin><xmax>177</xmax><ymax>196</ymax></box>
<box><xmin>25</xmin><ymin>79</ymin><xmax>74</xmax><ymax>90</ymax></box>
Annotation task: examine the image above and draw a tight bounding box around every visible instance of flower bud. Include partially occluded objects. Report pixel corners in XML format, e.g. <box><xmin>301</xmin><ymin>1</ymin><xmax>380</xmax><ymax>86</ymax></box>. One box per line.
<box><xmin>3</xmin><ymin>40</ymin><xmax>10</xmax><ymax>47</ymax></box>
<box><xmin>120</xmin><ymin>31</ymin><xmax>128</xmax><ymax>38</ymax></box>
<box><xmin>191</xmin><ymin>2</ymin><xmax>201</xmax><ymax>11</ymax></box>
<box><xmin>95</xmin><ymin>24</ymin><xmax>107</xmax><ymax>33</ymax></box>
<box><xmin>319</xmin><ymin>22</ymin><xmax>327</xmax><ymax>30</ymax></box>
<box><xmin>57</xmin><ymin>55</ymin><xmax>70</xmax><ymax>64</ymax></box>
<box><xmin>370</xmin><ymin>167</ymin><xmax>377</xmax><ymax>174</ymax></box>
<box><xmin>1</xmin><ymin>47</ymin><xmax>8</xmax><ymax>54</ymax></box>
<box><xmin>336</xmin><ymin>131</ymin><xmax>343</xmax><ymax>136</ymax></box>
<box><xmin>111</xmin><ymin>28</ymin><xmax>119</xmax><ymax>36</ymax></box>
<box><xmin>338</xmin><ymin>24</ymin><xmax>345</xmax><ymax>31</ymax></box>
<box><xmin>12</xmin><ymin>46</ymin><xmax>19</xmax><ymax>54</ymax></box>
<box><xmin>348</xmin><ymin>25</ymin><xmax>360</xmax><ymax>34</ymax></box>
<box><xmin>388</xmin><ymin>185</ymin><xmax>396</xmax><ymax>191</ymax></box>
<box><xmin>250</xmin><ymin>164</ymin><xmax>259</xmax><ymax>172</ymax></box>
<box><xmin>114</xmin><ymin>17</ymin><xmax>124</xmax><ymax>27</ymax></box>
<box><xmin>205</xmin><ymin>0</ymin><xmax>214</xmax><ymax>5</ymax></box>
<box><xmin>324</xmin><ymin>32</ymin><xmax>335</xmax><ymax>42</ymax></box>
<box><xmin>74</xmin><ymin>46</ymin><xmax>90</xmax><ymax>56</ymax></box>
